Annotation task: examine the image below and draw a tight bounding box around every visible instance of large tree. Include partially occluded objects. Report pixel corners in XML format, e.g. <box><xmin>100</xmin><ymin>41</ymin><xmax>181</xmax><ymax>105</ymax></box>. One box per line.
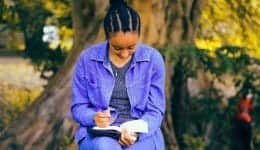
<box><xmin>0</xmin><ymin>0</ymin><xmax>204</xmax><ymax>149</ymax></box>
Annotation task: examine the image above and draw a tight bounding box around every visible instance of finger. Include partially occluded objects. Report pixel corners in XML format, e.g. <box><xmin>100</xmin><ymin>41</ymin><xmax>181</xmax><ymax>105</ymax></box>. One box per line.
<box><xmin>130</xmin><ymin>132</ymin><xmax>138</xmax><ymax>137</ymax></box>
<box><xmin>97</xmin><ymin>123</ymin><xmax>109</xmax><ymax>128</ymax></box>
<box><xmin>118</xmin><ymin>138</ymin><xmax>126</xmax><ymax>146</ymax></box>
<box><xmin>126</xmin><ymin>131</ymin><xmax>137</xmax><ymax>144</ymax></box>
<box><xmin>129</xmin><ymin>133</ymin><xmax>137</xmax><ymax>142</ymax></box>
<box><xmin>120</xmin><ymin>129</ymin><xmax>133</xmax><ymax>146</ymax></box>
<box><xmin>128</xmin><ymin>136</ymin><xmax>136</xmax><ymax>145</ymax></box>
<box><xmin>94</xmin><ymin>117</ymin><xmax>111</xmax><ymax>127</ymax></box>
<box><xmin>97</xmin><ymin>117</ymin><xmax>110</xmax><ymax>122</ymax></box>
<box><xmin>103</xmin><ymin>109</ymin><xmax>111</xmax><ymax>117</ymax></box>
<box><xmin>129</xmin><ymin>132</ymin><xmax>138</xmax><ymax>142</ymax></box>
<box><xmin>119</xmin><ymin>133</ymin><xmax>128</xmax><ymax>146</ymax></box>
<box><xmin>95</xmin><ymin>113</ymin><xmax>110</xmax><ymax>120</ymax></box>
<box><xmin>98</xmin><ymin>117</ymin><xmax>110</xmax><ymax>122</ymax></box>
<box><xmin>96</xmin><ymin>121</ymin><xmax>110</xmax><ymax>127</ymax></box>
<box><xmin>119</xmin><ymin>130</ymin><xmax>127</xmax><ymax>146</ymax></box>
<box><xmin>96</xmin><ymin>112</ymin><xmax>110</xmax><ymax>118</ymax></box>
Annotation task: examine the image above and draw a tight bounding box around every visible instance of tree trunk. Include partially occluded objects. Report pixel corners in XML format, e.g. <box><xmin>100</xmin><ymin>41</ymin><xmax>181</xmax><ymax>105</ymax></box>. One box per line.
<box><xmin>0</xmin><ymin>0</ymin><xmax>204</xmax><ymax>149</ymax></box>
<box><xmin>0</xmin><ymin>1</ymin><xmax>104</xmax><ymax>149</ymax></box>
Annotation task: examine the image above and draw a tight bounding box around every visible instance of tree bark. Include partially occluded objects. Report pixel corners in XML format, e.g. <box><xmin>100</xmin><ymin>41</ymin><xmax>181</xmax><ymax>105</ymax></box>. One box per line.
<box><xmin>0</xmin><ymin>0</ymin><xmax>205</xmax><ymax>149</ymax></box>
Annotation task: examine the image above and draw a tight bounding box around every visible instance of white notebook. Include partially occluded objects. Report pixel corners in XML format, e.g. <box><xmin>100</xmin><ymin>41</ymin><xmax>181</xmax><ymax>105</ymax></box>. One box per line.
<box><xmin>92</xmin><ymin>119</ymin><xmax>149</xmax><ymax>133</ymax></box>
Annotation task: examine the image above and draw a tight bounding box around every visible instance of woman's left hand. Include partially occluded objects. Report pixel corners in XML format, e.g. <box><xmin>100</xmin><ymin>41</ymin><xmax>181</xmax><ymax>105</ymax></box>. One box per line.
<box><xmin>118</xmin><ymin>128</ymin><xmax>138</xmax><ymax>147</ymax></box>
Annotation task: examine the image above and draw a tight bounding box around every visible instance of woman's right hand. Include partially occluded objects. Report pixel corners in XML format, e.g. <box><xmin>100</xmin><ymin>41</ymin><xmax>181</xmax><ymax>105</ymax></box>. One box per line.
<box><xmin>94</xmin><ymin>109</ymin><xmax>111</xmax><ymax>127</ymax></box>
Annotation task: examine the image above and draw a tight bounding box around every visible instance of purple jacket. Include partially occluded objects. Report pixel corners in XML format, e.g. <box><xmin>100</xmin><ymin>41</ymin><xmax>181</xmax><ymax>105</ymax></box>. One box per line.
<box><xmin>71</xmin><ymin>41</ymin><xmax>166</xmax><ymax>147</ymax></box>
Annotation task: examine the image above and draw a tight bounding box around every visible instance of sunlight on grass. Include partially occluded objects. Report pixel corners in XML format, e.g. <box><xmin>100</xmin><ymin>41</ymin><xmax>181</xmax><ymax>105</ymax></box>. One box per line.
<box><xmin>0</xmin><ymin>62</ymin><xmax>47</xmax><ymax>88</ymax></box>
<box><xmin>0</xmin><ymin>60</ymin><xmax>47</xmax><ymax>129</ymax></box>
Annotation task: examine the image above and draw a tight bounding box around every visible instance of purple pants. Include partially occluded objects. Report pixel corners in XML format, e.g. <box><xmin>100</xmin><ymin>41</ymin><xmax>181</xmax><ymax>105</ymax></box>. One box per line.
<box><xmin>79</xmin><ymin>136</ymin><xmax>157</xmax><ymax>150</ymax></box>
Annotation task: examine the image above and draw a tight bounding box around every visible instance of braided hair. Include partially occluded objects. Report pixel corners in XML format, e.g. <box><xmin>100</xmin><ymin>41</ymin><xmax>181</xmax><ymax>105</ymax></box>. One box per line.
<box><xmin>104</xmin><ymin>0</ymin><xmax>141</xmax><ymax>39</ymax></box>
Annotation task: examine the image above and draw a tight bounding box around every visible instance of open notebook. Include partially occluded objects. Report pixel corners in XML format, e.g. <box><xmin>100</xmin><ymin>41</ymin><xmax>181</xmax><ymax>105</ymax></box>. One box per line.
<box><xmin>87</xmin><ymin>119</ymin><xmax>148</xmax><ymax>139</ymax></box>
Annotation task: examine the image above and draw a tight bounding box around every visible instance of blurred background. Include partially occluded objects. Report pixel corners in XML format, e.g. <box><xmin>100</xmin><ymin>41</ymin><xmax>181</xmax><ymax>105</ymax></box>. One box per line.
<box><xmin>0</xmin><ymin>0</ymin><xmax>259</xmax><ymax>149</ymax></box>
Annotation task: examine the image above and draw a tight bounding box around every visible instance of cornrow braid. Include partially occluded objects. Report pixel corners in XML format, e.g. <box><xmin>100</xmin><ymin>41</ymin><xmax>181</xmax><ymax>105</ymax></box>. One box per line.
<box><xmin>104</xmin><ymin>0</ymin><xmax>141</xmax><ymax>39</ymax></box>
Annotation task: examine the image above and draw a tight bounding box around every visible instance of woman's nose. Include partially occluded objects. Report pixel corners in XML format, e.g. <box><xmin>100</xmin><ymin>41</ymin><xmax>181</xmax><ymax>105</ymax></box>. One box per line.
<box><xmin>119</xmin><ymin>49</ymin><xmax>131</xmax><ymax>58</ymax></box>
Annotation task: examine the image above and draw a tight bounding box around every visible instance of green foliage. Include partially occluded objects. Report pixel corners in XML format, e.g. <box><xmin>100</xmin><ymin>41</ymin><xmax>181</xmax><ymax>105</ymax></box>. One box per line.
<box><xmin>0</xmin><ymin>83</ymin><xmax>42</xmax><ymax>131</ymax></box>
<box><xmin>161</xmin><ymin>44</ymin><xmax>260</xmax><ymax>149</ymax></box>
<box><xmin>183</xmin><ymin>134</ymin><xmax>206</xmax><ymax>150</ymax></box>
<box><xmin>196</xmin><ymin>0</ymin><xmax>260</xmax><ymax>57</ymax></box>
<box><xmin>0</xmin><ymin>0</ymin><xmax>71</xmax><ymax>79</ymax></box>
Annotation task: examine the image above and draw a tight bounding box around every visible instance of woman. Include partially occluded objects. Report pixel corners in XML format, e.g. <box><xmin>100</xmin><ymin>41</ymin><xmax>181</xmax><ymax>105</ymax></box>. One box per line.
<box><xmin>71</xmin><ymin>0</ymin><xmax>166</xmax><ymax>149</ymax></box>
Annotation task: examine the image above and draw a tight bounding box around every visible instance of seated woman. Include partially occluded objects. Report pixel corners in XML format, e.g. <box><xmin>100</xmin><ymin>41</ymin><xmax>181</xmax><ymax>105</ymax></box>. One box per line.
<box><xmin>71</xmin><ymin>0</ymin><xmax>166</xmax><ymax>149</ymax></box>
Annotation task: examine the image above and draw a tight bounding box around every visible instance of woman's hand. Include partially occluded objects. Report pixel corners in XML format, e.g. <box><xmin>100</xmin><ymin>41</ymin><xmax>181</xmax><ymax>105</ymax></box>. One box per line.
<box><xmin>94</xmin><ymin>109</ymin><xmax>111</xmax><ymax>127</ymax></box>
<box><xmin>119</xmin><ymin>128</ymin><xmax>138</xmax><ymax>147</ymax></box>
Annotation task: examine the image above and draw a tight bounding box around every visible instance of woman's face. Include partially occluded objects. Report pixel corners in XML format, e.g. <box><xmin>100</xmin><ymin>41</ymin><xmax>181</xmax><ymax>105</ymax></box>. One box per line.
<box><xmin>108</xmin><ymin>31</ymin><xmax>139</xmax><ymax>60</ymax></box>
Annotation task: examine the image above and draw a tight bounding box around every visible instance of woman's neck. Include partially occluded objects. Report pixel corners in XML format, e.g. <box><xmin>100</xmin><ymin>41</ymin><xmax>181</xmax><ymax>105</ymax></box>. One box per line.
<box><xmin>109</xmin><ymin>54</ymin><xmax>132</xmax><ymax>68</ymax></box>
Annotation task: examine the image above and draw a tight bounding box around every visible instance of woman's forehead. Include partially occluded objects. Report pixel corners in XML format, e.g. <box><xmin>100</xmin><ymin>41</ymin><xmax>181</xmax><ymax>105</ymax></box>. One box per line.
<box><xmin>109</xmin><ymin>32</ymin><xmax>139</xmax><ymax>47</ymax></box>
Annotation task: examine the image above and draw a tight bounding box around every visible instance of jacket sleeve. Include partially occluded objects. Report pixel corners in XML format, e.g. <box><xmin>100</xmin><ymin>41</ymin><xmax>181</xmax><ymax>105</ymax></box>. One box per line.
<box><xmin>71</xmin><ymin>53</ymin><xmax>96</xmax><ymax>126</ymax></box>
<box><xmin>140</xmin><ymin>51</ymin><xmax>166</xmax><ymax>140</ymax></box>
